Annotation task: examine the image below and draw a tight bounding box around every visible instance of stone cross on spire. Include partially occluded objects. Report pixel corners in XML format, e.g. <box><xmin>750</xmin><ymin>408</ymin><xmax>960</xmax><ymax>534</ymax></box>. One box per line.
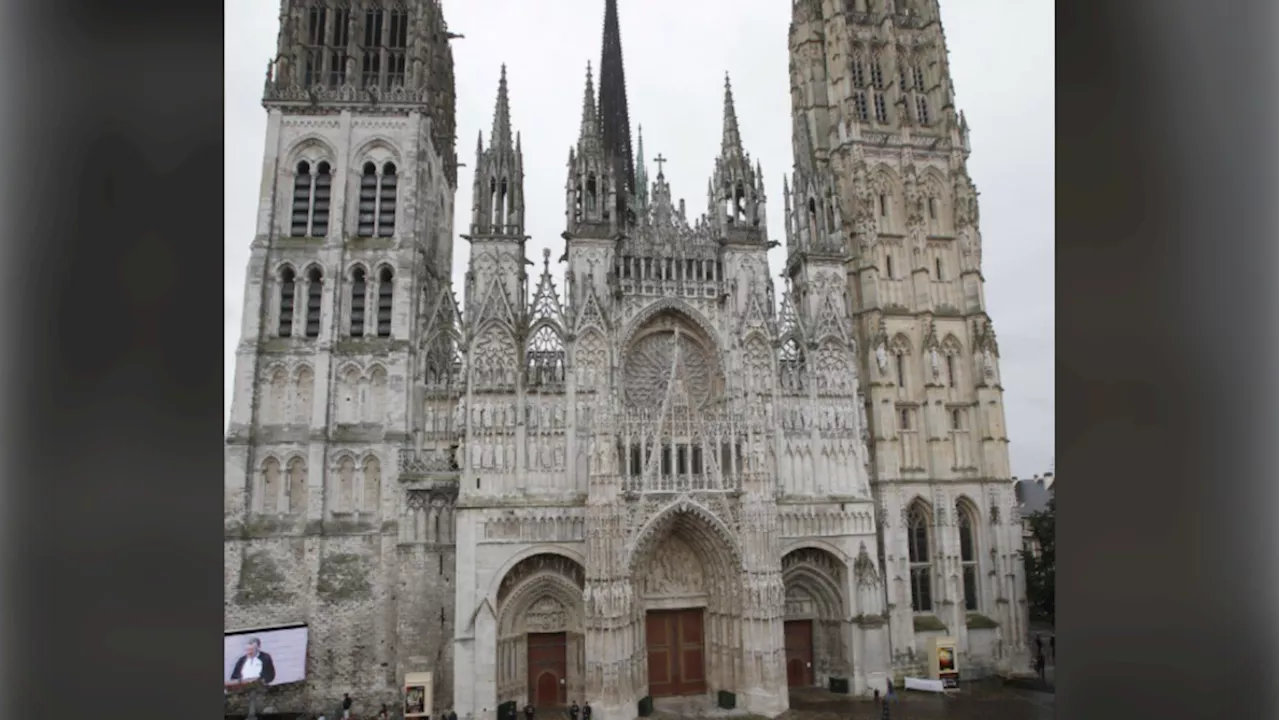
<box><xmin>654</xmin><ymin>153</ymin><xmax>667</xmax><ymax>177</ymax></box>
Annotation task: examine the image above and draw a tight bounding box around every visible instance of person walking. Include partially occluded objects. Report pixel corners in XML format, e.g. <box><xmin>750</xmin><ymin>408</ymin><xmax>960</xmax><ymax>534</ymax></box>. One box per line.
<box><xmin>1035</xmin><ymin>649</ymin><xmax>1046</xmax><ymax>681</ymax></box>
<box><xmin>524</xmin><ymin>703</ymin><xmax>535</xmax><ymax>720</ymax></box>
<box><xmin>582</xmin><ymin>702</ymin><xmax>592</xmax><ymax>720</ymax></box>
<box><xmin>569</xmin><ymin>700</ymin><xmax>580</xmax><ymax>720</ymax></box>
<box><xmin>342</xmin><ymin>693</ymin><xmax>354</xmax><ymax>719</ymax></box>
<box><xmin>377</xmin><ymin>702</ymin><xmax>390</xmax><ymax>719</ymax></box>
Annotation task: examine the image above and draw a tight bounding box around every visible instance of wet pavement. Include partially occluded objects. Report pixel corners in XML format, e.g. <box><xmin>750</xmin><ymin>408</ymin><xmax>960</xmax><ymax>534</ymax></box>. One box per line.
<box><xmin>779</xmin><ymin>682</ymin><xmax>1054</xmax><ymax>720</ymax></box>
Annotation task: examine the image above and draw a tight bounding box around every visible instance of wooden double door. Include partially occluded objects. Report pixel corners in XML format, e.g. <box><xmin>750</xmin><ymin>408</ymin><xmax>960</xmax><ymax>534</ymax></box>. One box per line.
<box><xmin>527</xmin><ymin>632</ymin><xmax>567</xmax><ymax>708</ymax></box>
<box><xmin>784</xmin><ymin>620</ymin><xmax>814</xmax><ymax>688</ymax></box>
<box><xmin>645</xmin><ymin>609</ymin><xmax>707</xmax><ymax>697</ymax></box>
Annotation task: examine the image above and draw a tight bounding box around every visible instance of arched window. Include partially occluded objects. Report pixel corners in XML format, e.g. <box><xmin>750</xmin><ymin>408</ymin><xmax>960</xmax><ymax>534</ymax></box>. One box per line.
<box><xmin>958</xmin><ymin>504</ymin><xmax>979</xmax><ymax>611</ymax></box>
<box><xmin>357</xmin><ymin>162</ymin><xmax>378</xmax><ymax>237</ymax></box>
<box><xmin>951</xmin><ymin>408</ymin><xmax>962</xmax><ymax>430</ymax></box>
<box><xmin>261</xmin><ymin>458</ymin><xmax>281</xmax><ymax>514</ymax></box>
<box><xmin>935</xmin><ymin>257</ymin><xmax>944</xmax><ymax>280</ymax></box>
<box><xmin>290</xmin><ymin>161</ymin><xmax>331</xmax><ymax>237</ymax></box>
<box><xmin>586</xmin><ymin>174</ymin><xmax>597</xmax><ymax>212</ymax></box>
<box><xmin>376</xmin><ymin>267</ymin><xmax>394</xmax><ymax>337</ymax></box>
<box><xmin>304</xmin><ymin>267</ymin><xmax>323</xmax><ymax>338</ymax></box>
<box><xmin>885</xmin><ymin>250</ymin><xmax>894</xmax><ymax>278</ymax></box>
<box><xmin>946</xmin><ymin>355</ymin><xmax>957</xmax><ymax>388</ymax></box>
<box><xmin>378</xmin><ymin>162</ymin><xmax>398</xmax><ymax>236</ymax></box>
<box><xmin>286</xmin><ymin>458</ymin><xmax>307</xmax><ymax>514</ymax></box>
<box><xmin>349</xmin><ymin>267</ymin><xmax>367</xmax><ymax>337</ymax></box>
<box><xmin>278</xmin><ymin>267</ymin><xmax>296</xmax><ymax>337</ymax></box>
<box><xmin>907</xmin><ymin>504</ymin><xmax>933</xmax><ymax>612</ymax></box>
<box><xmin>326</xmin><ymin>3</ymin><xmax>350</xmax><ymax>87</ymax></box>
<box><xmin>386</xmin><ymin>6</ymin><xmax>409</xmax><ymax>88</ymax></box>
<box><xmin>895</xmin><ymin>352</ymin><xmax>906</xmax><ymax>388</ymax></box>
<box><xmin>290</xmin><ymin>161</ymin><xmax>312</xmax><ymax>236</ymax></box>
<box><xmin>312</xmin><ymin>161</ymin><xmax>331</xmax><ymax>236</ymax></box>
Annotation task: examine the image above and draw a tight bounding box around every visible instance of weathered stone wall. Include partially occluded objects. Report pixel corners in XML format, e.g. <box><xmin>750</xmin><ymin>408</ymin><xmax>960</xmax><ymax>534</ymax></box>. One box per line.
<box><xmin>225</xmin><ymin>530</ymin><xmax>458</xmax><ymax>715</ymax></box>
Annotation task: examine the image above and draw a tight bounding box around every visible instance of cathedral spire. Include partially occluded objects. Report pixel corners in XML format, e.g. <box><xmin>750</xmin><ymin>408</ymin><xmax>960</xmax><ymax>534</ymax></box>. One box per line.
<box><xmin>490</xmin><ymin>64</ymin><xmax>513</xmax><ymax>151</ymax></box>
<box><xmin>598</xmin><ymin>0</ymin><xmax>636</xmax><ymax>225</ymax></box>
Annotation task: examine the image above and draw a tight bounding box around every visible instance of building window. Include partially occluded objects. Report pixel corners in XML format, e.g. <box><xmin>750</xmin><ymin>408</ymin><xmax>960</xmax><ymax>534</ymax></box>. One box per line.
<box><xmin>874</xmin><ymin>93</ymin><xmax>888</xmax><ymax>124</ymax></box>
<box><xmin>870</xmin><ymin>59</ymin><xmax>885</xmax><ymax>89</ymax></box>
<box><xmin>958</xmin><ymin>505</ymin><xmax>979</xmax><ymax>611</ymax></box>
<box><xmin>385</xmin><ymin>6</ymin><xmax>409</xmax><ymax>89</ymax></box>
<box><xmin>303</xmin><ymin>6</ymin><xmax>326</xmax><ymax>86</ymax></box>
<box><xmin>928</xmin><ymin>197</ymin><xmax>937</xmax><ymax>219</ymax></box>
<box><xmin>349</xmin><ymin>267</ymin><xmax>367</xmax><ymax>337</ymax></box>
<box><xmin>327</xmin><ymin>5</ymin><xmax>350</xmax><ymax>87</ymax></box>
<box><xmin>908</xmin><ymin>505</ymin><xmax>933</xmax><ymax>612</ymax></box>
<box><xmin>378</xmin><ymin>163</ymin><xmax>398</xmax><ymax>236</ymax></box>
<box><xmin>290</xmin><ymin>162</ymin><xmax>312</xmax><ymax>236</ymax></box>
<box><xmin>278</xmin><ymin>267</ymin><xmax>296</xmax><ymax>337</ymax></box>
<box><xmin>895</xmin><ymin>352</ymin><xmax>905</xmax><ymax>388</ymax></box>
<box><xmin>951</xmin><ymin>409</ymin><xmax>962</xmax><ymax>430</ymax></box>
<box><xmin>852</xmin><ymin>58</ymin><xmax>866</xmax><ymax>88</ymax></box>
<box><xmin>935</xmin><ymin>257</ymin><xmax>944</xmax><ymax>280</ymax></box>
<box><xmin>947</xmin><ymin>355</ymin><xmax>957</xmax><ymax>388</ymax></box>
<box><xmin>290</xmin><ymin>161</ymin><xmax>332</xmax><ymax>237</ymax></box>
<box><xmin>854</xmin><ymin>92</ymin><xmax>869</xmax><ymax>122</ymax></box>
<box><xmin>879</xmin><ymin>194</ymin><xmax>888</xmax><ymax>218</ymax></box>
<box><xmin>376</xmin><ymin>266</ymin><xmax>394</xmax><ymax>337</ymax></box>
<box><xmin>357</xmin><ymin>163</ymin><xmax>378</xmax><ymax>236</ymax></box>
<box><xmin>912</xmin><ymin>66</ymin><xmax>926</xmax><ymax>91</ymax></box>
<box><xmin>916</xmin><ymin>95</ymin><xmax>931</xmax><ymax>125</ymax></box>
<box><xmin>361</xmin><ymin>8</ymin><xmax>384</xmax><ymax>88</ymax></box>
<box><xmin>900</xmin><ymin>408</ymin><xmax>911</xmax><ymax>429</ymax></box>
<box><xmin>304</xmin><ymin>267</ymin><xmax>323</xmax><ymax>338</ymax></box>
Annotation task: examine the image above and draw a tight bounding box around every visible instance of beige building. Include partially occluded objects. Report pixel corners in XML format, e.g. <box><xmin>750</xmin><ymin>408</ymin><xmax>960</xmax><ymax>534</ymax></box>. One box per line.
<box><xmin>224</xmin><ymin>0</ymin><xmax>1029</xmax><ymax>717</ymax></box>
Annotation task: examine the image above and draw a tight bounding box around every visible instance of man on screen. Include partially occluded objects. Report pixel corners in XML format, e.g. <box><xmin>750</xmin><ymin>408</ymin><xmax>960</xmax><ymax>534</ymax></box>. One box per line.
<box><xmin>230</xmin><ymin>636</ymin><xmax>277</xmax><ymax>686</ymax></box>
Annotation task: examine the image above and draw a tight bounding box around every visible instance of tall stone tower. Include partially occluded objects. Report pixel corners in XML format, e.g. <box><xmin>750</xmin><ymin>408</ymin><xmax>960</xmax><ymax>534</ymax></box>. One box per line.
<box><xmin>224</xmin><ymin>0</ymin><xmax>460</xmax><ymax>712</ymax></box>
<box><xmin>786</xmin><ymin>0</ymin><xmax>1029</xmax><ymax>675</ymax></box>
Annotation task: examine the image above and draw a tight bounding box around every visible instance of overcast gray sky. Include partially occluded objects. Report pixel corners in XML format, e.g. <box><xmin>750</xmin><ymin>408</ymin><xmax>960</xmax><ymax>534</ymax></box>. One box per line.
<box><xmin>224</xmin><ymin>0</ymin><xmax>1053</xmax><ymax>479</ymax></box>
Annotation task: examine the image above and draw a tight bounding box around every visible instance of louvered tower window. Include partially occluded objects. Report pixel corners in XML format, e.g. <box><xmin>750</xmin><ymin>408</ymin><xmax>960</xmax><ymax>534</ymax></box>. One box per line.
<box><xmin>378</xmin><ymin>163</ymin><xmax>398</xmax><ymax>236</ymax></box>
<box><xmin>349</xmin><ymin>267</ymin><xmax>366</xmax><ymax>337</ymax></box>
<box><xmin>312</xmin><ymin>162</ymin><xmax>331</xmax><ymax>236</ymax></box>
<box><xmin>376</xmin><ymin>267</ymin><xmax>394</xmax><ymax>337</ymax></box>
<box><xmin>304</xmin><ymin>267</ymin><xmax>323</xmax><ymax>338</ymax></box>
<box><xmin>357</xmin><ymin>163</ymin><xmax>378</xmax><ymax>237</ymax></box>
<box><xmin>290</xmin><ymin>162</ymin><xmax>312</xmax><ymax>237</ymax></box>
<box><xmin>278</xmin><ymin>267</ymin><xmax>296</xmax><ymax>337</ymax></box>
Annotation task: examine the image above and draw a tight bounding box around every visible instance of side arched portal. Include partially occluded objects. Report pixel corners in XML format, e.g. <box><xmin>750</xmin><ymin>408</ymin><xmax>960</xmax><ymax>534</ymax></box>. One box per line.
<box><xmin>782</xmin><ymin>547</ymin><xmax>851</xmax><ymax>688</ymax></box>
<box><xmin>495</xmin><ymin>553</ymin><xmax>586</xmax><ymax>709</ymax></box>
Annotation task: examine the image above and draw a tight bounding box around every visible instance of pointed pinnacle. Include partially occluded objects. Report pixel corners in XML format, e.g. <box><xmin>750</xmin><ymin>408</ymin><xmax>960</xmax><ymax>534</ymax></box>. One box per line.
<box><xmin>578</xmin><ymin>62</ymin><xmax>598</xmax><ymax>143</ymax></box>
<box><xmin>489</xmin><ymin>65</ymin><xmax>513</xmax><ymax>150</ymax></box>
<box><xmin>722</xmin><ymin>72</ymin><xmax>742</xmax><ymax>156</ymax></box>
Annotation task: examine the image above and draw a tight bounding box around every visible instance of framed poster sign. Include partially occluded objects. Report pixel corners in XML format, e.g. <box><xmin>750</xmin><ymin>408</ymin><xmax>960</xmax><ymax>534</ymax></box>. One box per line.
<box><xmin>404</xmin><ymin>671</ymin><xmax>433</xmax><ymax>718</ymax></box>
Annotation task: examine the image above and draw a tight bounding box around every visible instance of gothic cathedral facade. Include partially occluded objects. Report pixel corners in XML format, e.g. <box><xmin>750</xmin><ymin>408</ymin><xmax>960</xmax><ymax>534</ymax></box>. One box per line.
<box><xmin>225</xmin><ymin>1</ymin><xmax>1028</xmax><ymax>717</ymax></box>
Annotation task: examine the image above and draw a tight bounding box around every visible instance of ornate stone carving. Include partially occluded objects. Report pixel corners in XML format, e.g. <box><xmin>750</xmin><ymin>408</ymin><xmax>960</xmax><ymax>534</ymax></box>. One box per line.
<box><xmin>641</xmin><ymin>534</ymin><xmax>705</xmax><ymax>597</ymax></box>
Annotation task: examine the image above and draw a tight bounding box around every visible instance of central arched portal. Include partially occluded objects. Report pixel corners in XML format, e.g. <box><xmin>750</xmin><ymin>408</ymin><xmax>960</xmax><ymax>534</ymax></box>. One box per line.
<box><xmin>627</xmin><ymin>504</ymin><xmax>744</xmax><ymax>701</ymax></box>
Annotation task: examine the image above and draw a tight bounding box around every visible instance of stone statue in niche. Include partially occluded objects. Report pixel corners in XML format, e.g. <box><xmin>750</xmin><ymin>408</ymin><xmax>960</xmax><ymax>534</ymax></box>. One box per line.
<box><xmin>929</xmin><ymin>347</ymin><xmax>941</xmax><ymax>380</ymax></box>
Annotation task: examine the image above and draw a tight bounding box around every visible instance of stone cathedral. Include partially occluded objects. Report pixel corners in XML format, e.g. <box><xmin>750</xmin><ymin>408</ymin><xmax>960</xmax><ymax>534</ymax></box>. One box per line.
<box><xmin>224</xmin><ymin>0</ymin><xmax>1029</xmax><ymax>717</ymax></box>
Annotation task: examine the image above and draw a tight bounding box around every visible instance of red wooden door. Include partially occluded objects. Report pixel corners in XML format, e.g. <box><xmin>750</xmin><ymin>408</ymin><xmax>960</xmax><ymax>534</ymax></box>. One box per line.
<box><xmin>645</xmin><ymin>609</ymin><xmax>707</xmax><ymax>697</ymax></box>
<box><xmin>527</xmin><ymin>632</ymin><xmax>567</xmax><ymax>707</ymax></box>
<box><xmin>784</xmin><ymin>620</ymin><xmax>814</xmax><ymax>687</ymax></box>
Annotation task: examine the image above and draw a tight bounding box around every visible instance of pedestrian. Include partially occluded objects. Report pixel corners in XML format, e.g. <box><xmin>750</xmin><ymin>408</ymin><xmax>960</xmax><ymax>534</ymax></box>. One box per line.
<box><xmin>1051</xmin><ymin>635</ymin><xmax>1056</xmax><ymax>656</ymax></box>
<box><xmin>1035</xmin><ymin>634</ymin><xmax>1042</xmax><ymax>653</ymax></box>
<box><xmin>570</xmin><ymin>700</ymin><xmax>580</xmax><ymax>720</ymax></box>
<box><xmin>378</xmin><ymin>702</ymin><xmax>391</xmax><ymax>719</ymax></box>
<box><xmin>583</xmin><ymin>702</ymin><xmax>592</xmax><ymax>720</ymax></box>
<box><xmin>343</xmin><ymin>693</ymin><xmax>354</xmax><ymax>719</ymax></box>
<box><xmin>880</xmin><ymin>695</ymin><xmax>891</xmax><ymax>720</ymax></box>
<box><xmin>524</xmin><ymin>703</ymin><xmax>535</xmax><ymax>720</ymax></box>
<box><xmin>1035</xmin><ymin>650</ymin><xmax>1046</xmax><ymax>680</ymax></box>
